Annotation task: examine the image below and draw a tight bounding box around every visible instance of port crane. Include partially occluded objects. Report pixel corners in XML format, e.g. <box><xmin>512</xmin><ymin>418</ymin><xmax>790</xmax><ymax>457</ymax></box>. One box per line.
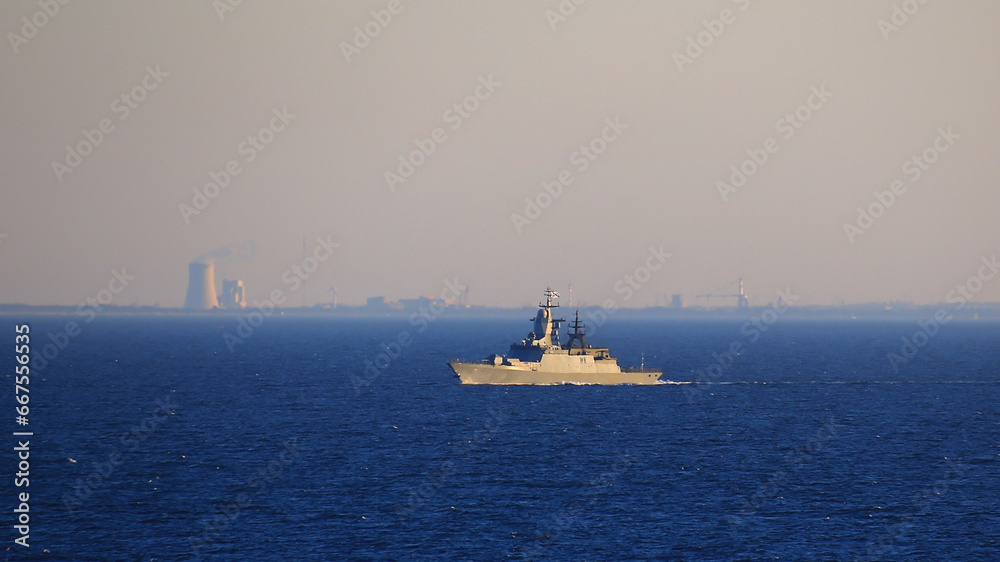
<box><xmin>696</xmin><ymin>278</ymin><xmax>750</xmax><ymax>308</ymax></box>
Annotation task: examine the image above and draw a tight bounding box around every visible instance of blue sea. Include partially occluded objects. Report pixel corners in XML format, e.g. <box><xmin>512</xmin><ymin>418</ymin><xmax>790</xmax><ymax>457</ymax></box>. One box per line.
<box><xmin>4</xmin><ymin>315</ymin><xmax>999</xmax><ymax>560</ymax></box>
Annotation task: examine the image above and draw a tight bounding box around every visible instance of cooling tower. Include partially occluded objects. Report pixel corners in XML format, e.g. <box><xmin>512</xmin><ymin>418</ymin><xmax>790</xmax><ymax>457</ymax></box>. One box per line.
<box><xmin>184</xmin><ymin>262</ymin><xmax>219</xmax><ymax>310</ymax></box>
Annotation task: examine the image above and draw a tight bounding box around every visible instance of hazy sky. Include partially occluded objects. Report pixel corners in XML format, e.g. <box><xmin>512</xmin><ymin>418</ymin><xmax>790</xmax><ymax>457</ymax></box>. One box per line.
<box><xmin>2</xmin><ymin>1</ymin><xmax>999</xmax><ymax>308</ymax></box>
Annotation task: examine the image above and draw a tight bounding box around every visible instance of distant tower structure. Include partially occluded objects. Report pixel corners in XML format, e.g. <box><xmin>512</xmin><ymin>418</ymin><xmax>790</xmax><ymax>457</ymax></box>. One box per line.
<box><xmin>568</xmin><ymin>283</ymin><xmax>573</xmax><ymax>307</ymax></box>
<box><xmin>220</xmin><ymin>280</ymin><xmax>246</xmax><ymax>309</ymax></box>
<box><xmin>736</xmin><ymin>278</ymin><xmax>749</xmax><ymax>308</ymax></box>
<box><xmin>670</xmin><ymin>294</ymin><xmax>684</xmax><ymax>308</ymax></box>
<box><xmin>184</xmin><ymin>263</ymin><xmax>219</xmax><ymax>310</ymax></box>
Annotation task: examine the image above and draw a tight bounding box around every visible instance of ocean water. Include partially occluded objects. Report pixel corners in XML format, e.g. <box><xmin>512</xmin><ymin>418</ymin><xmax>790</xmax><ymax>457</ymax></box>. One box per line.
<box><xmin>4</xmin><ymin>315</ymin><xmax>999</xmax><ymax>560</ymax></box>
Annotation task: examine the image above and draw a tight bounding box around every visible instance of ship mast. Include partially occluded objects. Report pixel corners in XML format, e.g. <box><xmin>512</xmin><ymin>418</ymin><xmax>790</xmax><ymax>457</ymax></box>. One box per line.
<box><xmin>565</xmin><ymin>310</ymin><xmax>588</xmax><ymax>353</ymax></box>
<box><xmin>540</xmin><ymin>287</ymin><xmax>559</xmax><ymax>309</ymax></box>
<box><xmin>538</xmin><ymin>287</ymin><xmax>565</xmax><ymax>347</ymax></box>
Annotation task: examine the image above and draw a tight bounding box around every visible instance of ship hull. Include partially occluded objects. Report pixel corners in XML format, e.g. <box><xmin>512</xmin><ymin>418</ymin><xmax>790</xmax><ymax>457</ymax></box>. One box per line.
<box><xmin>449</xmin><ymin>361</ymin><xmax>661</xmax><ymax>385</ymax></box>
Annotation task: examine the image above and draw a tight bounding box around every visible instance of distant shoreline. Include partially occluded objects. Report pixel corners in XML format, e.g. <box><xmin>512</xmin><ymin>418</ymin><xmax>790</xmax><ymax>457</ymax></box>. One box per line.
<box><xmin>3</xmin><ymin>303</ymin><xmax>1000</xmax><ymax>320</ymax></box>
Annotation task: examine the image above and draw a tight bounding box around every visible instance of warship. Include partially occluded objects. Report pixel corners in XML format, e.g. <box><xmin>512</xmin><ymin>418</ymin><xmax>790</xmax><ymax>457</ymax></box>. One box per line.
<box><xmin>448</xmin><ymin>288</ymin><xmax>662</xmax><ymax>385</ymax></box>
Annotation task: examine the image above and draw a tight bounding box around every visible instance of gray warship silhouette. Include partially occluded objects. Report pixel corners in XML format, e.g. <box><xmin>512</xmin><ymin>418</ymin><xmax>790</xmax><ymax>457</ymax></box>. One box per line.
<box><xmin>449</xmin><ymin>288</ymin><xmax>662</xmax><ymax>385</ymax></box>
